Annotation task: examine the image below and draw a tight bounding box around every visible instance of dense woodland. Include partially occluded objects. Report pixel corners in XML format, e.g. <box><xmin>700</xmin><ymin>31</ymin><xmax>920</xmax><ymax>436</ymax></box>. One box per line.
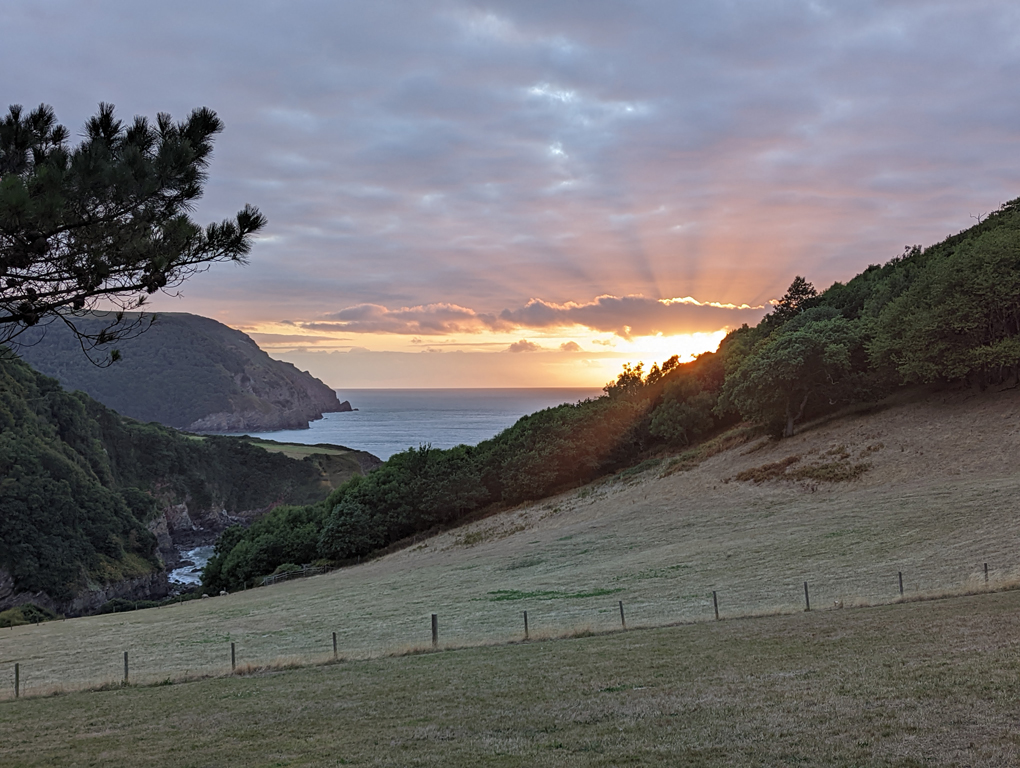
<box><xmin>203</xmin><ymin>198</ymin><xmax>1020</xmax><ymax>592</ymax></box>
<box><xmin>0</xmin><ymin>354</ymin><xmax>362</xmax><ymax>604</ymax></box>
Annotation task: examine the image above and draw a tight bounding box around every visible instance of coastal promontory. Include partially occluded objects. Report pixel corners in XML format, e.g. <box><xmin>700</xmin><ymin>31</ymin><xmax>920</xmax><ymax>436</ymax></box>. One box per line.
<box><xmin>15</xmin><ymin>312</ymin><xmax>348</xmax><ymax>432</ymax></box>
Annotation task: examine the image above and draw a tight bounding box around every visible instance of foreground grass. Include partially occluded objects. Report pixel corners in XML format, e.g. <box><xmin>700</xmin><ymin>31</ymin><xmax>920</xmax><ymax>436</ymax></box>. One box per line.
<box><xmin>3</xmin><ymin>589</ymin><xmax>1020</xmax><ymax>766</ymax></box>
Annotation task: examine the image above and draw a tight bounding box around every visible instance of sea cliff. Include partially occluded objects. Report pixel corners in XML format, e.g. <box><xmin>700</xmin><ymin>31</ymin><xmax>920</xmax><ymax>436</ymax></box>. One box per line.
<box><xmin>14</xmin><ymin>312</ymin><xmax>349</xmax><ymax>432</ymax></box>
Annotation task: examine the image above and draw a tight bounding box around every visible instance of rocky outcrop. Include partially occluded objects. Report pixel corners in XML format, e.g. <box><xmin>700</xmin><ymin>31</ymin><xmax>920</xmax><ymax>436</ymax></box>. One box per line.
<box><xmin>0</xmin><ymin>567</ymin><xmax>169</xmax><ymax>617</ymax></box>
<box><xmin>148</xmin><ymin>514</ymin><xmax>179</xmax><ymax>569</ymax></box>
<box><xmin>149</xmin><ymin>496</ymin><xmax>284</xmax><ymax>553</ymax></box>
<box><xmin>185</xmin><ymin>364</ymin><xmax>350</xmax><ymax>432</ymax></box>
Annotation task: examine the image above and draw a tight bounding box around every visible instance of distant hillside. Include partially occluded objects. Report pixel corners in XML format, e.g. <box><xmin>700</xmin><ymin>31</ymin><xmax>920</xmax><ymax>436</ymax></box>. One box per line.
<box><xmin>13</xmin><ymin>312</ymin><xmax>349</xmax><ymax>432</ymax></box>
<box><xmin>0</xmin><ymin>352</ymin><xmax>379</xmax><ymax>616</ymax></box>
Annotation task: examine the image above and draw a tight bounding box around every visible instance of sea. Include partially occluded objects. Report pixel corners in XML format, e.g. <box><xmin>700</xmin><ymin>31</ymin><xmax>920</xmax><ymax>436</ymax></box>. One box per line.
<box><xmin>232</xmin><ymin>388</ymin><xmax>603</xmax><ymax>461</ymax></box>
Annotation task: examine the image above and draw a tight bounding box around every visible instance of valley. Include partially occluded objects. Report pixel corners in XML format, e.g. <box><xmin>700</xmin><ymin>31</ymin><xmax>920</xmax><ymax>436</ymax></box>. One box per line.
<box><xmin>3</xmin><ymin>385</ymin><xmax>1018</xmax><ymax>695</ymax></box>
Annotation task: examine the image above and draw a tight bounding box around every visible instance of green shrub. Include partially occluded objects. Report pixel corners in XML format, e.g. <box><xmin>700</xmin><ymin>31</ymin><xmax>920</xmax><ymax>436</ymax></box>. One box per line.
<box><xmin>0</xmin><ymin>603</ymin><xmax>60</xmax><ymax>627</ymax></box>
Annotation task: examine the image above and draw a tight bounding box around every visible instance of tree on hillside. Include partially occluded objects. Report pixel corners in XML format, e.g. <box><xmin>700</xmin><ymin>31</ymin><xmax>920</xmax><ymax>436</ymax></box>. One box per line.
<box><xmin>719</xmin><ymin>309</ymin><xmax>864</xmax><ymax>437</ymax></box>
<box><xmin>869</xmin><ymin>201</ymin><xmax>1020</xmax><ymax>387</ymax></box>
<box><xmin>0</xmin><ymin>102</ymin><xmax>265</xmax><ymax>357</ymax></box>
<box><xmin>758</xmin><ymin>276</ymin><xmax>818</xmax><ymax>337</ymax></box>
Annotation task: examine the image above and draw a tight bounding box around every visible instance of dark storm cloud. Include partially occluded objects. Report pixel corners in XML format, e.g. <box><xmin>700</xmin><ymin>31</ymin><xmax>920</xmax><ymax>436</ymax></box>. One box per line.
<box><xmin>4</xmin><ymin>1</ymin><xmax>1020</xmax><ymax>328</ymax></box>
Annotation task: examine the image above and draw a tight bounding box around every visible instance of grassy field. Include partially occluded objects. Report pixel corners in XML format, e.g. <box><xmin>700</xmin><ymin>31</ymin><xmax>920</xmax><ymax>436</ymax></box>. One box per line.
<box><xmin>3</xmin><ymin>589</ymin><xmax>1020</xmax><ymax>766</ymax></box>
<box><xmin>3</xmin><ymin>388</ymin><xmax>1020</xmax><ymax>697</ymax></box>
<box><xmin>243</xmin><ymin>438</ymin><xmax>355</xmax><ymax>459</ymax></box>
<box><xmin>3</xmin><ymin>386</ymin><xmax>1020</xmax><ymax>764</ymax></box>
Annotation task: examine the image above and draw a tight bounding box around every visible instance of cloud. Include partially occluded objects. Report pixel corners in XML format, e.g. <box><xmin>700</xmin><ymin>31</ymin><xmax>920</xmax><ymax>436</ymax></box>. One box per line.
<box><xmin>7</xmin><ymin>1</ymin><xmax>1020</xmax><ymax>334</ymax></box>
<box><xmin>499</xmin><ymin>295</ymin><xmax>765</xmax><ymax>339</ymax></box>
<box><xmin>245</xmin><ymin>333</ymin><xmax>347</xmax><ymax>346</ymax></box>
<box><xmin>298</xmin><ymin>293</ymin><xmax>764</xmax><ymax>339</ymax></box>
<box><xmin>305</xmin><ymin>302</ymin><xmax>503</xmax><ymax>335</ymax></box>
<box><xmin>507</xmin><ymin>339</ymin><xmax>542</xmax><ymax>352</ymax></box>
<box><xmin>560</xmin><ymin>341</ymin><xmax>583</xmax><ymax>352</ymax></box>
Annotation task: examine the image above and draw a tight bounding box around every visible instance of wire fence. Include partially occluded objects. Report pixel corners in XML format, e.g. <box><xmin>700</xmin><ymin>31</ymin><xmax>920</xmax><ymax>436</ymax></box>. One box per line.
<box><xmin>2</xmin><ymin>556</ymin><xmax>1015</xmax><ymax>701</ymax></box>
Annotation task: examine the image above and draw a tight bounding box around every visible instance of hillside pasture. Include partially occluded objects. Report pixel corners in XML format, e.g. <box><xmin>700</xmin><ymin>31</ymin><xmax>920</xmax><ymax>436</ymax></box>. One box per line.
<box><xmin>2</xmin><ymin>387</ymin><xmax>1019</xmax><ymax>698</ymax></box>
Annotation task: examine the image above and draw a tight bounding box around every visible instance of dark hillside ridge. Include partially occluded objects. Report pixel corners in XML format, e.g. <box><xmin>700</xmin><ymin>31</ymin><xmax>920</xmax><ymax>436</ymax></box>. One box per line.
<box><xmin>0</xmin><ymin>352</ymin><xmax>378</xmax><ymax>616</ymax></box>
<box><xmin>14</xmin><ymin>312</ymin><xmax>349</xmax><ymax>432</ymax></box>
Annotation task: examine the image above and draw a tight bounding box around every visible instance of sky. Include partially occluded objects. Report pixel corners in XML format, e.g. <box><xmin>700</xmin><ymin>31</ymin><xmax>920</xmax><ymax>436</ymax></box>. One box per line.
<box><xmin>4</xmin><ymin>1</ymin><xmax>1020</xmax><ymax>387</ymax></box>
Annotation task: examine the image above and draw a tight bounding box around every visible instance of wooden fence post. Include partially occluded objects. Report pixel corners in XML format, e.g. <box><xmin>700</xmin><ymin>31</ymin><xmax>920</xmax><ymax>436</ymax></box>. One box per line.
<box><xmin>619</xmin><ymin>600</ymin><xmax>626</xmax><ymax>629</ymax></box>
<box><xmin>231</xmin><ymin>642</ymin><xmax>236</xmax><ymax>671</ymax></box>
<box><xmin>431</xmin><ymin>614</ymin><xmax>438</xmax><ymax>648</ymax></box>
<box><xmin>523</xmin><ymin>610</ymin><xmax>529</xmax><ymax>640</ymax></box>
<box><xmin>898</xmin><ymin>571</ymin><xmax>904</xmax><ymax>597</ymax></box>
<box><xmin>123</xmin><ymin>651</ymin><xmax>129</xmax><ymax>685</ymax></box>
<box><xmin>14</xmin><ymin>663</ymin><xmax>19</xmax><ymax>699</ymax></box>
<box><xmin>332</xmin><ymin>632</ymin><xmax>338</xmax><ymax>660</ymax></box>
<box><xmin>803</xmin><ymin>581</ymin><xmax>811</xmax><ymax>612</ymax></box>
<box><xmin>712</xmin><ymin>590</ymin><xmax>719</xmax><ymax>621</ymax></box>
<box><xmin>985</xmin><ymin>563</ymin><xmax>989</xmax><ymax>583</ymax></box>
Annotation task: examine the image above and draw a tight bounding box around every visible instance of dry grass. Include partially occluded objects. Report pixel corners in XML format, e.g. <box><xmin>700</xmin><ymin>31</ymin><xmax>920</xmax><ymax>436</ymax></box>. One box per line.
<box><xmin>733</xmin><ymin>454</ymin><xmax>802</xmax><ymax>482</ymax></box>
<box><xmin>243</xmin><ymin>438</ymin><xmax>353</xmax><ymax>458</ymax></box>
<box><xmin>3</xmin><ymin>386</ymin><xmax>1020</xmax><ymax>719</ymax></box>
<box><xmin>660</xmin><ymin>423</ymin><xmax>763</xmax><ymax>476</ymax></box>
<box><xmin>733</xmin><ymin>451</ymin><xmax>873</xmax><ymax>484</ymax></box>
<box><xmin>5</xmin><ymin>590</ymin><xmax>1020</xmax><ymax>766</ymax></box>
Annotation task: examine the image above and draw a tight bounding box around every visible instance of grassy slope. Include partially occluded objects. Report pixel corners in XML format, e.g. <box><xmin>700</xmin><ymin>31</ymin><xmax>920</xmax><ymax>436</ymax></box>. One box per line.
<box><xmin>3</xmin><ymin>592</ymin><xmax>1020</xmax><ymax>766</ymax></box>
<box><xmin>2</xmin><ymin>386</ymin><xmax>1020</xmax><ymax>762</ymax></box>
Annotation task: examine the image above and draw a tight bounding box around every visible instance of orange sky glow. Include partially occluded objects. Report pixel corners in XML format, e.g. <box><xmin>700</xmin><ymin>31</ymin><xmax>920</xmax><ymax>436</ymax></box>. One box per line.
<box><xmin>15</xmin><ymin>2</ymin><xmax>1017</xmax><ymax>388</ymax></box>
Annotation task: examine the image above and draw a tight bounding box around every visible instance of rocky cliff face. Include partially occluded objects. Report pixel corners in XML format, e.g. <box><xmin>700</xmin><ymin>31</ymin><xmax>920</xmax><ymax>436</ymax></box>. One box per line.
<box><xmin>147</xmin><ymin>494</ymin><xmax>286</xmax><ymax>564</ymax></box>
<box><xmin>0</xmin><ymin>567</ymin><xmax>169</xmax><ymax>617</ymax></box>
<box><xmin>185</xmin><ymin>365</ymin><xmax>352</xmax><ymax>432</ymax></box>
<box><xmin>13</xmin><ymin>311</ymin><xmax>351</xmax><ymax>433</ymax></box>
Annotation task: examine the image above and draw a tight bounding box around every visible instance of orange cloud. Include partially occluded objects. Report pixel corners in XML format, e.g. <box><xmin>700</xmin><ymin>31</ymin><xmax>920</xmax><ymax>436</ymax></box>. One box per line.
<box><xmin>499</xmin><ymin>295</ymin><xmax>765</xmax><ymax>339</ymax></box>
<box><xmin>301</xmin><ymin>294</ymin><xmax>765</xmax><ymax>340</ymax></box>
<box><xmin>306</xmin><ymin>302</ymin><xmax>503</xmax><ymax>335</ymax></box>
<box><xmin>507</xmin><ymin>339</ymin><xmax>542</xmax><ymax>352</ymax></box>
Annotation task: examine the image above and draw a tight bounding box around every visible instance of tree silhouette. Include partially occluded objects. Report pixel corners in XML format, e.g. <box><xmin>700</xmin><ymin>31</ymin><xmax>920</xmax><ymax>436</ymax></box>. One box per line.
<box><xmin>0</xmin><ymin>102</ymin><xmax>265</xmax><ymax>359</ymax></box>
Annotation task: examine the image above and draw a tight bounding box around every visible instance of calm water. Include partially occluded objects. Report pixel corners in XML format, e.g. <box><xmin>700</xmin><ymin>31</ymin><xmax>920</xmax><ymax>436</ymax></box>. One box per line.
<box><xmin>233</xmin><ymin>388</ymin><xmax>602</xmax><ymax>460</ymax></box>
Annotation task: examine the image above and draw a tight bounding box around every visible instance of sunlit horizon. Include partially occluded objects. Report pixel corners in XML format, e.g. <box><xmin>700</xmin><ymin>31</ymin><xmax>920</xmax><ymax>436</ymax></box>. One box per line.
<box><xmin>237</xmin><ymin>318</ymin><xmax>734</xmax><ymax>388</ymax></box>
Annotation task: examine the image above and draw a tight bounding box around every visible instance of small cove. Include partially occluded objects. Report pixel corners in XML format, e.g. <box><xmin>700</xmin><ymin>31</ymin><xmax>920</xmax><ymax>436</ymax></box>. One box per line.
<box><xmin>169</xmin><ymin>545</ymin><xmax>216</xmax><ymax>586</ymax></box>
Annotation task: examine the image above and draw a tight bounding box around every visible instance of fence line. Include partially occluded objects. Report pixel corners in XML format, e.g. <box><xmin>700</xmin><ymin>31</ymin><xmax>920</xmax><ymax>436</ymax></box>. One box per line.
<box><xmin>259</xmin><ymin>564</ymin><xmax>330</xmax><ymax>587</ymax></box>
<box><xmin>4</xmin><ymin>559</ymin><xmax>1016</xmax><ymax>702</ymax></box>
